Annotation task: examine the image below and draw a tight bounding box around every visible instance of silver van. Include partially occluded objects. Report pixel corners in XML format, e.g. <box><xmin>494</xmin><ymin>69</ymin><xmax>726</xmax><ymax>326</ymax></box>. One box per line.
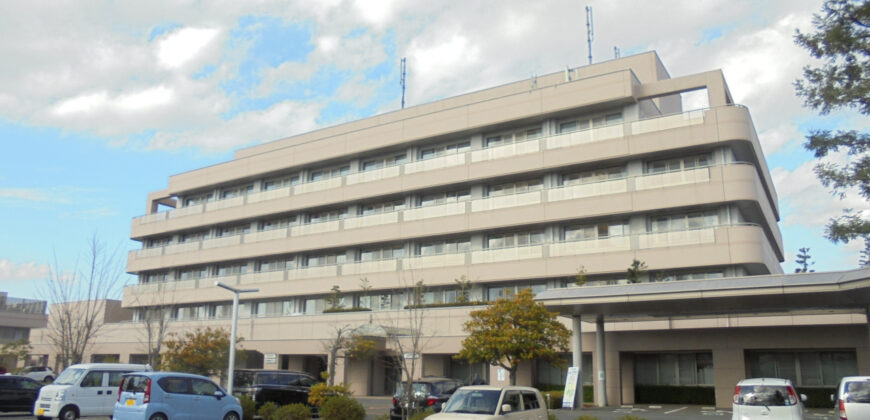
<box><xmin>34</xmin><ymin>363</ymin><xmax>151</xmax><ymax>420</ymax></box>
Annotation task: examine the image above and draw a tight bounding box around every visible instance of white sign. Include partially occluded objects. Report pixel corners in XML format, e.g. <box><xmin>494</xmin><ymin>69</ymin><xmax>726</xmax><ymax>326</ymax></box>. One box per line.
<box><xmin>497</xmin><ymin>368</ymin><xmax>506</xmax><ymax>381</ymax></box>
<box><xmin>403</xmin><ymin>352</ymin><xmax>420</xmax><ymax>359</ymax></box>
<box><xmin>562</xmin><ymin>367</ymin><xmax>580</xmax><ymax>409</ymax></box>
<box><xmin>264</xmin><ymin>353</ymin><xmax>277</xmax><ymax>364</ymax></box>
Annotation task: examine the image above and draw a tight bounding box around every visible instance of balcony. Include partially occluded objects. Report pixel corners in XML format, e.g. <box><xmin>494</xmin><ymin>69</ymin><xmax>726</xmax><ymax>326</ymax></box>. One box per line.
<box><xmin>132</xmin><ymin>107</ymin><xmax>719</xmax><ymax>228</ymax></box>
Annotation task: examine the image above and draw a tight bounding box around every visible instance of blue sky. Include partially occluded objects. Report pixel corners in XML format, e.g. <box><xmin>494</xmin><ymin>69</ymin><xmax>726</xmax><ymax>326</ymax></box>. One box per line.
<box><xmin>1</xmin><ymin>0</ymin><xmax>866</xmax><ymax>301</ymax></box>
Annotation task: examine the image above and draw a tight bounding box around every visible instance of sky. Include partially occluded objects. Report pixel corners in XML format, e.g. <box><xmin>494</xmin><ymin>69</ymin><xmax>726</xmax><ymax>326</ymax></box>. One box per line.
<box><xmin>1</xmin><ymin>0</ymin><xmax>868</xmax><ymax>301</ymax></box>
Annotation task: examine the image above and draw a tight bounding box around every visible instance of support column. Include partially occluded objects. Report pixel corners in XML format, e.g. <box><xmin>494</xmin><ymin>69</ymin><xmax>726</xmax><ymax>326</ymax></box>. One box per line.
<box><xmin>596</xmin><ymin>316</ymin><xmax>607</xmax><ymax>407</ymax></box>
<box><xmin>572</xmin><ymin>315</ymin><xmax>583</xmax><ymax>410</ymax></box>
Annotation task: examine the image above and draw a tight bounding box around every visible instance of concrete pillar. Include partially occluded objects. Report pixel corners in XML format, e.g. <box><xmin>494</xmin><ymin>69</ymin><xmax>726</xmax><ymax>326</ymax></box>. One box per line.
<box><xmin>596</xmin><ymin>316</ymin><xmax>607</xmax><ymax>407</ymax></box>
<box><xmin>712</xmin><ymin>347</ymin><xmax>745</xmax><ymax>409</ymax></box>
<box><xmin>572</xmin><ymin>316</ymin><xmax>584</xmax><ymax>409</ymax></box>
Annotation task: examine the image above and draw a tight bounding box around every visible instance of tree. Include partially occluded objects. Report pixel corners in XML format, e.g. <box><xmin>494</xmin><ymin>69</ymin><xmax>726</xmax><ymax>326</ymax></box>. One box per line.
<box><xmin>321</xmin><ymin>325</ymin><xmax>375</xmax><ymax>386</ymax></box>
<box><xmin>160</xmin><ymin>327</ymin><xmax>241</xmax><ymax>380</ymax></box>
<box><xmin>43</xmin><ymin>234</ymin><xmax>124</xmax><ymax>368</ymax></box>
<box><xmin>795</xmin><ymin>247</ymin><xmax>816</xmax><ymax>273</ymax></box>
<box><xmin>0</xmin><ymin>339</ymin><xmax>31</xmax><ymax>368</ymax></box>
<box><xmin>575</xmin><ymin>265</ymin><xmax>588</xmax><ymax>286</ymax></box>
<box><xmin>795</xmin><ymin>0</ymin><xmax>870</xmax><ymax>243</ymax></box>
<box><xmin>325</xmin><ymin>285</ymin><xmax>345</xmax><ymax>311</ymax></box>
<box><xmin>626</xmin><ymin>259</ymin><xmax>648</xmax><ymax>283</ymax></box>
<box><xmin>860</xmin><ymin>238</ymin><xmax>870</xmax><ymax>266</ymax></box>
<box><xmin>381</xmin><ymin>279</ymin><xmax>430</xmax><ymax>420</ymax></box>
<box><xmin>456</xmin><ymin>288</ymin><xmax>570</xmax><ymax>385</ymax></box>
<box><xmin>131</xmin><ymin>285</ymin><xmax>176</xmax><ymax>368</ymax></box>
<box><xmin>454</xmin><ymin>276</ymin><xmax>471</xmax><ymax>303</ymax></box>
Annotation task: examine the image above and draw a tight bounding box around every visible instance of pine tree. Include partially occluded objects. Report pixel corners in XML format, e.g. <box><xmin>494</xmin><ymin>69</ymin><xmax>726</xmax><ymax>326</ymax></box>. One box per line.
<box><xmin>795</xmin><ymin>247</ymin><xmax>815</xmax><ymax>273</ymax></box>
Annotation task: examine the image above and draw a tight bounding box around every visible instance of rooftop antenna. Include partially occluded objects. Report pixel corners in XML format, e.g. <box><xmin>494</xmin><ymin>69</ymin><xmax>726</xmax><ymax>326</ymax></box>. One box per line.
<box><xmin>614</xmin><ymin>46</ymin><xmax>621</xmax><ymax>59</ymax></box>
<box><xmin>586</xmin><ymin>6</ymin><xmax>594</xmax><ymax>65</ymax></box>
<box><xmin>400</xmin><ymin>57</ymin><xmax>407</xmax><ymax>109</ymax></box>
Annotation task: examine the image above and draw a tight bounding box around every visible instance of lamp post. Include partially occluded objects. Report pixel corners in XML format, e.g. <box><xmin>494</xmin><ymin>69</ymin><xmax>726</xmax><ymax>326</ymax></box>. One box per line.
<box><xmin>215</xmin><ymin>281</ymin><xmax>258</xmax><ymax>395</ymax></box>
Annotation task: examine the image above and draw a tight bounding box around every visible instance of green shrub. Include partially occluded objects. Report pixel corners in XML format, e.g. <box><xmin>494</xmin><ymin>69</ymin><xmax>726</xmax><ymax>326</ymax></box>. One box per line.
<box><xmin>616</xmin><ymin>415</ymin><xmax>646</xmax><ymax>420</ymax></box>
<box><xmin>548</xmin><ymin>414</ymin><xmax>557</xmax><ymax>420</ymax></box>
<box><xmin>274</xmin><ymin>403</ymin><xmax>311</xmax><ymax>420</ymax></box>
<box><xmin>238</xmin><ymin>396</ymin><xmax>256</xmax><ymax>420</ymax></box>
<box><xmin>409</xmin><ymin>408</ymin><xmax>435</xmax><ymax>420</ymax></box>
<box><xmin>308</xmin><ymin>382</ymin><xmax>353</xmax><ymax>406</ymax></box>
<box><xmin>542</xmin><ymin>391</ymin><xmax>563</xmax><ymax>409</ymax></box>
<box><xmin>575</xmin><ymin>416</ymin><xmax>600</xmax><ymax>420</ymax></box>
<box><xmin>258</xmin><ymin>402</ymin><xmax>279</xmax><ymax>420</ymax></box>
<box><xmin>319</xmin><ymin>396</ymin><xmax>365</xmax><ymax>420</ymax></box>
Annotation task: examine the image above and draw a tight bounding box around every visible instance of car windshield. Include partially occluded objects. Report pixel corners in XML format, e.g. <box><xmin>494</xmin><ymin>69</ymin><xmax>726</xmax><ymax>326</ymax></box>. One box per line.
<box><xmin>736</xmin><ymin>385</ymin><xmax>795</xmax><ymax>406</ymax></box>
<box><xmin>396</xmin><ymin>382</ymin><xmax>432</xmax><ymax>397</ymax></box>
<box><xmin>54</xmin><ymin>368</ymin><xmax>86</xmax><ymax>385</ymax></box>
<box><xmin>845</xmin><ymin>381</ymin><xmax>870</xmax><ymax>403</ymax></box>
<box><xmin>442</xmin><ymin>389</ymin><xmax>501</xmax><ymax>414</ymax></box>
<box><xmin>255</xmin><ymin>373</ymin><xmax>298</xmax><ymax>386</ymax></box>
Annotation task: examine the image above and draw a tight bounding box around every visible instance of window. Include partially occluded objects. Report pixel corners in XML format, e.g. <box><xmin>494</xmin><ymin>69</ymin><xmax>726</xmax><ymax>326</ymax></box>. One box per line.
<box><xmin>216</xmin><ymin>224</ymin><xmax>250</xmax><ymax>237</ymax></box>
<box><xmin>420</xmin><ymin>140</ymin><xmax>470</xmax><ymax>159</ymax></box>
<box><xmin>220</xmin><ymin>184</ymin><xmax>253</xmax><ymax>199</ymax></box>
<box><xmin>359</xmin><ymin>245</ymin><xmax>405</xmax><ymax>261</ymax></box>
<box><xmin>158</xmin><ymin>377</ymin><xmax>190</xmax><ymax>394</ymax></box>
<box><xmin>360</xmin><ymin>200</ymin><xmax>405</xmax><ymax>216</ymax></box>
<box><xmin>419</xmin><ymin>190</ymin><xmax>470</xmax><ymax>207</ymax></box>
<box><xmin>649</xmin><ymin>211</ymin><xmax>719</xmax><ymax>232</ymax></box>
<box><xmin>652</xmin><ymin>270</ymin><xmax>725</xmax><ymax>282</ymax></box>
<box><xmin>558</xmin><ymin>112</ymin><xmax>622</xmax><ymax>133</ymax></box>
<box><xmin>502</xmin><ymin>391</ymin><xmax>522</xmax><ymax>412</ymax></box>
<box><xmin>108</xmin><ymin>371</ymin><xmax>125</xmax><ymax>387</ymax></box>
<box><xmin>487</xmin><ymin>231</ymin><xmax>544</xmax><ymax>249</ymax></box>
<box><xmin>262</xmin><ymin>174</ymin><xmax>300</xmax><ymax>191</ymax></box>
<box><xmin>361</xmin><ymin>153</ymin><xmax>407</xmax><ymax>171</ymax></box>
<box><xmin>418</xmin><ymin>238</ymin><xmax>471</xmax><ymax>256</ymax></box>
<box><xmin>81</xmin><ymin>371</ymin><xmax>104</xmax><ymax>387</ymax></box>
<box><xmin>122</xmin><ymin>375</ymin><xmax>150</xmax><ymax>392</ymax></box>
<box><xmin>306</xmin><ymin>253</ymin><xmax>346</xmax><ymax>267</ymax></box>
<box><xmin>260</xmin><ymin>216</ymin><xmax>296</xmax><ymax>231</ymax></box>
<box><xmin>747</xmin><ymin>350</ymin><xmax>857</xmax><ymax>386</ymax></box>
<box><xmin>521</xmin><ymin>391</ymin><xmax>541</xmax><ymax>410</ymax></box>
<box><xmin>484</xmin><ymin>126</ymin><xmax>542</xmax><ymax>148</ymax></box>
<box><xmin>635</xmin><ymin>353</ymin><xmax>713</xmax><ymax>386</ymax></box>
<box><xmin>561</xmin><ymin>167</ymin><xmax>625</xmax><ymax>186</ymax></box>
<box><xmin>144</xmin><ymin>272</ymin><xmax>169</xmax><ymax>284</ymax></box>
<box><xmin>257</xmin><ymin>259</ymin><xmax>286</xmax><ymax>272</ymax></box>
<box><xmin>487</xmin><ymin>179</ymin><xmax>542</xmax><ymax>197</ymax></box>
<box><xmin>309</xmin><ymin>208</ymin><xmax>347</xmax><ymax>223</ymax></box>
<box><xmin>180</xmin><ymin>230</ymin><xmax>209</xmax><ymax>243</ymax></box>
<box><xmin>183</xmin><ymin>192</ymin><xmax>212</xmax><ymax>207</ymax></box>
<box><xmin>177</xmin><ymin>266</ymin><xmax>208</xmax><ymax>281</ymax></box>
<box><xmin>146</xmin><ymin>237</ymin><xmax>171</xmax><ymax>248</ymax></box>
<box><xmin>215</xmin><ymin>263</ymin><xmax>247</xmax><ymax>277</ymax></box>
<box><xmin>309</xmin><ymin>164</ymin><xmax>350</xmax><ymax>181</ymax></box>
<box><xmin>564</xmin><ymin>221</ymin><xmax>628</xmax><ymax>241</ymax></box>
<box><xmin>648</xmin><ymin>154</ymin><xmax>713</xmax><ymax>174</ymax></box>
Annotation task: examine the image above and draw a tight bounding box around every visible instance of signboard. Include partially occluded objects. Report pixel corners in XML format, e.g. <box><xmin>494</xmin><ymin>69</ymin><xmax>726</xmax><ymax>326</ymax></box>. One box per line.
<box><xmin>403</xmin><ymin>352</ymin><xmax>420</xmax><ymax>359</ymax></box>
<box><xmin>562</xmin><ymin>367</ymin><xmax>581</xmax><ymax>409</ymax></box>
<box><xmin>497</xmin><ymin>368</ymin><xmax>506</xmax><ymax>381</ymax></box>
<box><xmin>264</xmin><ymin>353</ymin><xmax>277</xmax><ymax>364</ymax></box>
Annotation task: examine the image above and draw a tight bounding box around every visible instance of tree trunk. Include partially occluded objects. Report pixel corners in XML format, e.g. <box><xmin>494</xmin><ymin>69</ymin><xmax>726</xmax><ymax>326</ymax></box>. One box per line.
<box><xmin>509</xmin><ymin>366</ymin><xmax>517</xmax><ymax>385</ymax></box>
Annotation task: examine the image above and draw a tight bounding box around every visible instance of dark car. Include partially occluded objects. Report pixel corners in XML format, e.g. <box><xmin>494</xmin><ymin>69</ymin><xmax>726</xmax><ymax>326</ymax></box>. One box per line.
<box><xmin>0</xmin><ymin>375</ymin><xmax>42</xmax><ymax>412</ymax></box>
<box><xmin>233</xmin><ymin>369</ymin><xmax>319</xmax><ymax>407</ymax></box>
<box><xmin>390</xmin><ymin>377</ymin><xmax>463</xmax><ymax>420</ymax></box>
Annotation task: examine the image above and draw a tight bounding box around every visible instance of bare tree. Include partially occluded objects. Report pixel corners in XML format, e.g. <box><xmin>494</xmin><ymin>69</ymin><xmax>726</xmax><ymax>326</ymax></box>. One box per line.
<box><xmin>321</xmin><ymin>324</ymin><xmax>375</xmax><ymax>386</ymax></box>
<box><xmin>133</xmin><ymin>287</ymin><xmax>176</xmax><ymax>367</ymax></box>
<box><xmin>42</xmin><ymin>234</ymin><xmax>124</xmax><ymax>368</ymax></box>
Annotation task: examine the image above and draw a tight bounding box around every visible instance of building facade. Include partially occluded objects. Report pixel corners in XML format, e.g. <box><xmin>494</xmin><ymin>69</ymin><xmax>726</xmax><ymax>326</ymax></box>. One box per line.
<box><xmin>0</xmin><ymin>292</ymin><xmax>47</xmax><ymax>368</ymax></box>
<box><xmin>31</xmin><ymin>51</ymin><xmax>870</xmax><ymax>408</ymax></box>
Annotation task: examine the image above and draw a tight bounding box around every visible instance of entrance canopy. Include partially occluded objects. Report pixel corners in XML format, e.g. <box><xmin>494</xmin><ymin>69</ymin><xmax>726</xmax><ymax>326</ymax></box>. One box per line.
<box><xmin>535</xmin><ymin>268</ymin><xmax>870</xmax><ymax>321</ymax></box>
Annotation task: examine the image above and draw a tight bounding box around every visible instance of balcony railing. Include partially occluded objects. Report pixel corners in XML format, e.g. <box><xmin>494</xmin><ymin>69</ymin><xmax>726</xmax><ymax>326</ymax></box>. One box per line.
<box><xmin>129</xmin><ymin>163</ymin><xmax>735</xmax><ymax>260</ymax></box>
<box><xmin>126</xmin><ymin>224</ymin><xmax>755</xmax><ymax>293</ymax></box>
<box><xmin>133</xmin><ymin>106</ymin><xmax>719</xmax><ymax>225</ymax></box>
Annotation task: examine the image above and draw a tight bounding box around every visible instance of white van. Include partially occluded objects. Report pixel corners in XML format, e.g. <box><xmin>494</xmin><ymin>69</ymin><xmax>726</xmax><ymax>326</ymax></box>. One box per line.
<box><xmin>33</xmin><ymin>363</ymin><xmax>151</xmax><ymax>420</ymax></box>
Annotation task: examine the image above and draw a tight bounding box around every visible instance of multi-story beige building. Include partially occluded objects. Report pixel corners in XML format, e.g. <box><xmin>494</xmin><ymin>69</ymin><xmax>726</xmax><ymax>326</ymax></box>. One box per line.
<box><xmin>28</xmin><ymin>51</ymin><xmax>870</xmax><ymax>408</ymax></box>
<box><xmin>0</xmin><ymin>292</ymin><xmax>46</xmax><ymax>368</ymax></box>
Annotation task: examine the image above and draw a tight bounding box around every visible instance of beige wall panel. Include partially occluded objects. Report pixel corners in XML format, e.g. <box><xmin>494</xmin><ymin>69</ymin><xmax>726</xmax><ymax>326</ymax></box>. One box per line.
<box><xmin>344</xmin><ymin>122</ymin><xmax>405</xmax><ymax>155</ymax></box>
<box><xmin>466</xmin><ymin>90</ymin><xmax>543</xmax><ymax>128</ymax></box>
<box><xmin>402</xmin><ymin>108</ymin><xmax>469</xmax><ymax>142</ymax></box>
<box><xmin>540</xmin><ymin>72</ymin><xmax>631</xmax><ymax>112</ymax></box>
<box><xmin>542</xmin><ymin>138</ymin><xmax>631</xmax><ymax>169</ymax></box>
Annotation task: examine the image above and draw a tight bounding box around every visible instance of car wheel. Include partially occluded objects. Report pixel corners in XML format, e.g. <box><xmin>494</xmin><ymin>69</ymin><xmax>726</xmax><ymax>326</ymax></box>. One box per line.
<box><xmin>149</xmin><ymin>413</ymin><xmax>168</xmax><ymax>420</ymax></box>
<box><xmin>44</xmin><ymin>376</ymin><xmax>54</xmax><ymax>383</ymax></box>
<box><xmin>223</xmin><ymin>411</ymin><xmax>240</xmax><ymax>420</ymax></box>
<box><xmin>60</xmin><ymin>406</ymin><xmax>78</xmax><ymax>420</ymax></box>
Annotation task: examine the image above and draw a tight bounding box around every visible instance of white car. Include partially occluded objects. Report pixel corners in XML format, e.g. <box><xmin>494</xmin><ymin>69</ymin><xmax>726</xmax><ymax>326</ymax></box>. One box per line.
<box><xmin>732</xmin><ymin>378</ymin><xmax>806</xmax><ymax>420</ymax></box>
<box><xmin>428</xmin><ymin>385</ymin><xmax>547</xmax><ymax>420</ymax></box>
<box><xmin>21</xmin><ymin>366</ymin><xmax>55</xmax><ymax>383</ymax></box>
<box><xmin>34</xmin><ymin>363</ymin><xmax>150</xmax><ymax>420</ymax></box>
<box><xmin>832</xmin><ymin>376</ymin><xmax>870</xmax><ymax>420</ymax></box>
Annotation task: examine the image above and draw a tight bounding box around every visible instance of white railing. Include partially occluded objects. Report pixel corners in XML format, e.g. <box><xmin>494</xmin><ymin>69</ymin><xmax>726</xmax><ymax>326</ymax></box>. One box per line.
<box><xmin>243</xmin><ymin>228</ymin><xmax>289</xmax><ymax>243</ymax></box>
<box><xmin>294</xmin><ymin>177</ymin><xmax>342</xmax><ymax>195</ymax></box>
<box><xmin>139</xmin><ymin>212</ymin><xmax>168</xmax><ymax>224</ymax></box>
<box><xmin>134</xmin><ymin>247</ymin><xmax>164</xmax><ymax>258</ymax></box>
<box><xmin>341</xmin><ymin>259</ymin><xmax>398</xmax><ymax>275</ymax></box>
<box><xmin>403</xmin><ymin>253</ymin><xmax>466</xmax><ymax>270</ymax></box>
<box><xmin>471</xmin><ymin>139</ymin><xmax>540</xmax><ymax>163</ymax></box>
<box><xmin>402</xmin><ymin>201</ymin><xmax>466</xmax><ymax>221</ymax></box>
<box><xmin>164</xmin><ymin>241</ymin><xmax>201</xmax><ymax>255</ymax></box>
<box><xmin>630</xmin><ymin>109</ymin><xmax>706</xmax><ymax>135</ymax></box>
<box><xmin>471</xmin><ymin>190</ymin><xmax>541</xmax><ymax>212</ymax></box>
<box><xmin>343</xmin><ymin>212</ymin><xmax>399</xmax><ymax>230</ymax></box>
<box><xmin>247</xmin><ymin>186</ymin><xmax>292</xmax><ymax>204</ymax></box>
<box><xmin>346</xmin><ymin>165</ymin><xmax>400</xmax><ymax>185</ymax></box>
<box><xmin>201</xmin><ymin>235</ymin><xmax>241</xmax><ymax>250</ymax></box>
<box><xmin>169</xmin><ymin>204</ymin><xmax>203</xmax><ymax>219</ymax></box>
<box><xmin>545</xmin><ymin>124</ymin><xmax>624</xmax><ymax>150</ymax></box>
<box><xmin>287</xmin><ymin>265</ymin><xmax>337</xmax><ymax>280</ymax></box>
<box><xmin>291</xmin><ymin>220</ymin><xmax>340</xmax><ymax>236</ymax></box>
<box><xmin>637</xmin><ymin>227</ymin><xmax>715</xmax><ymax>249</ymax></box>
<box><xmin>471</xmin><ymin>245</ymin><xmax>543</xmax><ymax>264</ymax></box>
<box><xmin>206</xmin><ymin>196</ymin><xmax>244</xmax><ymax>211</ymax></box>
<box><xmin>547</xmin><ymin>179</ymin><xmax>627</xmax><ymax>202</ymax></box>
<box><xmin>549</xmin><ymin>236</ymin><xmax>631</xmax><ymax>257</ymax></box>
<box><xmin>635</xmin><ymin>167</ymin><xmax>711</xmax><ymax>190</ymax></box>
<box><xmin>240</xmin><ymin>270</ymin><xmax>285</xmax><ymax>285</ymax></box>
<box><xmin>404</xmin><ymin>153</ymin><xmax>465</xmax><ymax>174</ymax></box>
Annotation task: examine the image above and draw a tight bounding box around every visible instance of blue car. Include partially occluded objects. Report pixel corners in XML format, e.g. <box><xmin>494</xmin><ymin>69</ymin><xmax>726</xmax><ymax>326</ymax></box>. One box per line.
<box><xmin>113</xmin><ymin>371</ymin><xmax>242</xmax><ymax>420</ymax></box>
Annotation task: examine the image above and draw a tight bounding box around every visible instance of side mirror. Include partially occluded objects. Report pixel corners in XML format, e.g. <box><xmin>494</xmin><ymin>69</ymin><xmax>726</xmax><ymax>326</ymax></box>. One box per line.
<box><xmin>800</xmin><ymin>394</ymin><xmax>807</xmax><ymax>402</ymax></box>
<box><xmin>214</xmin><ymin>390</ymin><xmax>225</xmax><ymax>400</ymax></box>
<box><xmin>501</xmin><ymin>404</ymin><xmax>512</xmax><ymax>413</ymax></box>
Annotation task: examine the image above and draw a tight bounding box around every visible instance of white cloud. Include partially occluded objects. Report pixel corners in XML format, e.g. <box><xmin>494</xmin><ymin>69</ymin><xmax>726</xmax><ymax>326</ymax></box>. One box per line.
<box><xmin>156</xmin><ymin>27</ymin><xmax>220</xmax><ymax>69</ymax></box>
<box><xmin>0</xmin><ymin>259</ymin><xmax>50</xmax><ymax>282</ymax></box>
<box><xmin>759</xmin><ymin>123</ymin><xmax>803</xmax><ymax>155</ymax></box>
<box><xmin>116</xmin><ymin>86</ymin><xmax>174</xmax><ymax>111</ymax></box>
<box><xmin>53</xmin><ymin>92</ymin><xmax>109</xmax><ymax>115</ymax></box>
<box><xmin>0</xmin><ymin>188</ymin><xmax>52</xmax><ymax>202</ymax></box>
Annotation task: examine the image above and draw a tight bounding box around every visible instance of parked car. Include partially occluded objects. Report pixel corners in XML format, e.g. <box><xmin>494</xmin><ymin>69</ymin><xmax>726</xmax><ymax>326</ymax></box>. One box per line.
<box><xmin>732</xmin><ymin>378</ymin><xmax>806</xmax><ymax>420</ymax></box>
<box><xmin>34</xmin><ymin>363</ymin><xmax>151</xmax><ymax>420</ymax></box>
<box><xmin>428</xmin><ymin>385</ymin><xmax>547</xmax><ymax>420</ymax></box>
<box><xmin>233</xmin><ymin>369</ymin><xmax>319</xmax><ymax>407</ymax></box>
<box><xmin>113</xmin><ymin>371</ymin><xmax>241</xmax><ymax>420</ymax></box>
<box><xmin>390</xmin><ymin>377</ymin><xmax>463</xmax><ymax>420</ymax></box>
<box><xmin>0</xmin><ymin>375</ymin><xmax>42</xmax><ymax>412</ymax></box>
<box><xmin>832</xmin><ymin>376</ymin><xmax>870</xmax><ymax>420</ymax></box>
<box><xmin>21</xmin><ymin>366</ymin><xmax>55</xmax><ymax>383</ymax></box>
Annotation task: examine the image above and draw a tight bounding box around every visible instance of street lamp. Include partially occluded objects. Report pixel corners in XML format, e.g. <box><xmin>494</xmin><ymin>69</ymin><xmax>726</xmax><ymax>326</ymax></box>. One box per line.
<box><xmin>215</xmin><ymin>281</ymin><xmax>258</xmax><ymax>395</ymax></box>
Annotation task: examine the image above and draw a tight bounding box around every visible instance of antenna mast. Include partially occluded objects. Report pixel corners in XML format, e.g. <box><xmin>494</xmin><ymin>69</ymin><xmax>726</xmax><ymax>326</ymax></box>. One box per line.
<box><xmin>614</xmin><ymin>46</ymin><xmax>620</xmax><ymax>59</ymax></box>
<box><xmin>400</xmin><ymin>57</ymin><xmax>407</xmax><ymax>109</ymax></box>
<box><xmin>585</xmin><ymin>6</ymin><xmax>594</xmax><ymax>65</ymax></box>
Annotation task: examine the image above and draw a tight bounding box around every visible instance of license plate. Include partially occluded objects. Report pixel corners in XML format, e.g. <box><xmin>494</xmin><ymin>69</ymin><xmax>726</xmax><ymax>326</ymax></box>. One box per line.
<box><xmin>126</xmin><ymin>399</ymin><xmax>135</xmax><ymax>406</ymax></box>
<box><xmin>37</xmin><ymin>409</ymin><xmax>44</xmax><ymax>415</ymax></box>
